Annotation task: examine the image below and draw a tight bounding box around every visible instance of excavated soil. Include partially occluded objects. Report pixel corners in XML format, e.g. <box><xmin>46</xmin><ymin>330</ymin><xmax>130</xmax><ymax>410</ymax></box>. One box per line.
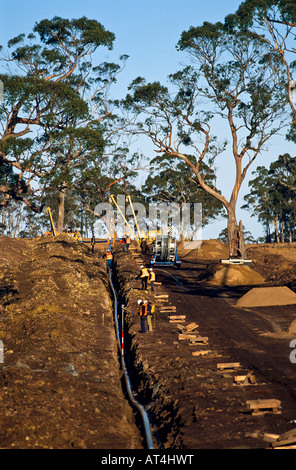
<box><xmin>0</xmin><ymin>235</ymin><xmax>142</xmax><ymax>450</ymax></box>
<box><xmin>1</xmin><ymin>236</ymin><xmax>296</xmax><ymax>453</ymax></box>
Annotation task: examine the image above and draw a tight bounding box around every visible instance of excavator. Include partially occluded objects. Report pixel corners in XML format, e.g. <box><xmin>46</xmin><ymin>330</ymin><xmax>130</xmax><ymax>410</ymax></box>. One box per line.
<box><xmin>45</xmin><ymin>207</ymin><xmax>81</xmax><ymax>240</ymax></box>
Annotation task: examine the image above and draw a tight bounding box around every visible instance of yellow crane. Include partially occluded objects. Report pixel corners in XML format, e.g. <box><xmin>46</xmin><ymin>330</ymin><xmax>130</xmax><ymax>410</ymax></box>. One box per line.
<box><xmin>46</xmin><ymin>207</ymin><xmax>58</xmax><ymax>236</ymax></box>
<box><xmin>109</xmin><ymin>194</ymin><xmax>140</xmax><ymax>245</ymax></box>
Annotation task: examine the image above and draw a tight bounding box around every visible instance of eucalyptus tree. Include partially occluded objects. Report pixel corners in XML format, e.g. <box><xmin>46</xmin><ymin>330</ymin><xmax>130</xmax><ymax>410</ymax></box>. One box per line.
<box><xmin>242</xmin><ymin>154</ymin><xmax>296</xmax><ymax>242</ymax></box>
<box><xmin>144</xmin><ymin>154</ymin><xmax>224</xmax><ymax>227</ymax></box>
<box><xmin>0</xmin><ymin>16</ymin><xmax>124</xmax><ymax>226</ymax></box>
<box><xmin>123</xmin><ymin>23</ymin><xmax>286</xmax><ymax>257</ymax></box>
<box><xmin>225</xmin><ymin>0</ymin><xmax>296</xmax><ymax>136</ymax></box>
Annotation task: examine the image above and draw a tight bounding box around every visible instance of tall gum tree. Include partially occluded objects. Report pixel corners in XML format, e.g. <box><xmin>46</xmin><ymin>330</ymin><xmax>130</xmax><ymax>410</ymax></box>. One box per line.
<box><xmin>0</xmin><ymin>17</ymin><xmax>116</xmax><ymax>215</ymax></box>
<box><xmin>123</xmin><ymin>23</ymin><xmax>286</xmax><ymax>257</ymax></box>
<box><xmin>225</xmin><ymin>1</ymin><xmax>296</xmax><ymax>132</ymax></box>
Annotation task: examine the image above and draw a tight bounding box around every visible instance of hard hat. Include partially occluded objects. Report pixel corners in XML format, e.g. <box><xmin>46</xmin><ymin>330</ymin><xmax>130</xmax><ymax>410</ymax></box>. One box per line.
<box><xmin>144</xmin><ymin>300</ymin><xmax>148</xmax><ymax>303</ymax></box>
<box><xmin>149</xmin><ymin>268</ymin><xmax>153</xmax><ymax>271</ymax></box>
<box><xmin>137</xmin><ymin>299</ymin><xmax>142</xmax><ymax>305</ymax></box>
<box><xmin>140</xmin><ymin>265</ymin><xmax>144</xmax><ymax>268</ymax></box>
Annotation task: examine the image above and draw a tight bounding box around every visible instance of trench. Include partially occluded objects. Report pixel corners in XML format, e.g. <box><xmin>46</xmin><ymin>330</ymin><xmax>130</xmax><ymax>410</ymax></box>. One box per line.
<box><xmin>108</xmin><ymin>264</ymin><xmax>154</xmax><ymax>450</ymax></box>
<box><xmin>108</xmin><ymin>251</ymin><xmax>184</xmax><ymax>449</ymax></box>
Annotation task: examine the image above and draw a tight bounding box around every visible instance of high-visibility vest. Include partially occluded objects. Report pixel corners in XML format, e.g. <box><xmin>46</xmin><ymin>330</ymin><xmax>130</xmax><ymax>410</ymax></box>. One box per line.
<box><xmin>140</xmin><ymin>268</ymin><xmax>149</xmax><ymax>277</ymax></box>
<box><xmin>126</xmin><ymin>237</ymin><xmax>131</xmax><ymax>244</ymax></box>
<box><xmin>106</xmin><ymin>252</ymin><xmax>113</xmax><ymax>260</ymax></box>
<box><xmin>149</xmin><ymin>272</ymin><xmax>155</xmax><ymax>282</ymax></box>
<box><xmin>139</xmin><ymin>304</ymin><xmax>147</xmax><ymax>317</ymax></box>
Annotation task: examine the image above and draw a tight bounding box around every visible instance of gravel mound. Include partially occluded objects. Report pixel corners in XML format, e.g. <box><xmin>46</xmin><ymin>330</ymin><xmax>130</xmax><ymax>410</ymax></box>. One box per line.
<box><xmin>236</xmin><ymin>286</ymin><xmax>296</xmax><ymax>307</ymax></box>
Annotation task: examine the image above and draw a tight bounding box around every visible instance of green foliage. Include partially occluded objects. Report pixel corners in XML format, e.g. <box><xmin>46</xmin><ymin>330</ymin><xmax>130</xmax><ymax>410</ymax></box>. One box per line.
<box><xmin>243</xmin><ymin>154</ymin><xmax>296</xmax><ymax>241</ymax></box>
<box><xmin>143</xmin><ymin>154</ymin><xmax>224</xmax><ymax>226</ymax></box>
<box><xmin>0</xmin><ymin>16</ymin><xmax>133</xmax><ymax>229</ymax></box>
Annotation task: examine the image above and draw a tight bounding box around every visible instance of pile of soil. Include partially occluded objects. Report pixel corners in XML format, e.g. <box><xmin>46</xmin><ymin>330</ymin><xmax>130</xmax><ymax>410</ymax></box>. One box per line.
<box><xmin>0</xmin><ymin>235</ymin><xmax>142</xmax><ymax>449</ymax></box>
<box><xmin>236</xmin><ymin>286</ymin><xmax>296</xmax><ymax>308</ymax></box>
<box><xmin>287</xmin><ymin>318</ymin><xmax>296</xmax><ymax>334</ymax></box>
<box><xmin>247</xmin><ymin>244</ymin><xmax>296</xmax><ymax>289</ymax></box>
<box><xmin>197</xmin><ymin>263</ymin><xmax>265</xmax><ymax>287</ymax></box>
<box><xmin>178</xmin><ymin>239</ymin><xmax>229</xmax><ymax>260</ymax></box>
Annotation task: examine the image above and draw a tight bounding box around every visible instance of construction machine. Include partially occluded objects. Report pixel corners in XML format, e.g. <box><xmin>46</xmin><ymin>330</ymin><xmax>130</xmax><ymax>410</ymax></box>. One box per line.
<box><xmin>149</xmin><ymin>228</ymin><xmax>181</xmax><ymax>268</ymax></box>
<box><xmin>108</xmin><ymin>194</ymin><xmax>182</xmax><ymax>268</ymax></box>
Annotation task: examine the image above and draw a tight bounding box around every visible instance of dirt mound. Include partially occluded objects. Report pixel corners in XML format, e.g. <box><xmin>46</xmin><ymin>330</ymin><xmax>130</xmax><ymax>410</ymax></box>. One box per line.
<box><xmin>201</xmin><ymin>263</ymin><xmax>265</xmax><ymax>287</ymax></box>
<box><xmin>0</xmin><ymin>236</ymin><xmax>31</xmax><ymax>266</ymax></box>
<box><xmin>288</xmin><ymin>318</ymin><xmax>296</xmax><ymax>334</ymax></box>
<box><xmin>0</xmin><ymin>236</ymin><xmax>142</xmax><ymax>449</ymax></box>
<box><xmin>178</xmin><ymin>239</ymin><xmax>229</xmax><ymax>260</ymax></box>
<box><xmin>247</xmin><ymin>244</ymin><xmax>296</xmax><ymax>287</ymax></box>
<box><xmin>236</xmin><ymin>286</ymin><xmax>296</xmax><ymax>307</ymax></box>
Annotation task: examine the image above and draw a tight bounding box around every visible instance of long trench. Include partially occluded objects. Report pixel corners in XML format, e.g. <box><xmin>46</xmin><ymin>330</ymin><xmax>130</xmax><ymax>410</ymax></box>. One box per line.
<box><xmin>108</xmin><ymin>265</ymin><xmax>155</xmax><ymax>449</ymax></box>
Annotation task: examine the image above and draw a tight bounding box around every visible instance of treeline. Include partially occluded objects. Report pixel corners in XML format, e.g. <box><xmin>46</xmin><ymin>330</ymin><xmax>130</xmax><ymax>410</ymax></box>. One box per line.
<box><xmin>243</xmin><ymin>153</ymin><xmax>296</xmax><ymax>243</ymax></box>
<box><xmin>1</xmin><ymin>3</ymin><xmax>296</xmax><ymax>254</ymax></box>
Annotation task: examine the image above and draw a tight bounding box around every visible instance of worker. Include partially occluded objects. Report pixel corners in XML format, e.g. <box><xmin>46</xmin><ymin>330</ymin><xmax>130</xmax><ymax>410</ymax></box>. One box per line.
<box><xmin>148</xmin><ymin>268</ymin><xmax>155</xmax><ymax>292</ymax></box>
<box><xmin>140</xmin><ymin>238</ymin><xmax>147</xmax><ymax>253</ymax></box>
<box><xmin>73</xmin><ymin>229</ymin><xmax>81</xmax><ymax>241</ymax></box>
<box><xmin>138</xmin><ymin>299</ymin><xmax>147</xmax><ymax>333</ymax></box>
<box><xmin>106</xmin><ymin>250</ymin><xmax>113</xmax><ymax>268</ymax></box>
<box><xmin>150</xmin><ymin>255</ymin><xmax>155</xmax><ymax>267</ymax></box>
<box><xmin>107</xmin><ymin>235</ymin><xmax>112</xmax><ymax>251</ymax></box>
<box><xmin>91</xmin><ymin>234</ymin><xmax>96</xmax><ymax>253</ymax></box>
<box><xmin>125</xmin><ymin>234</ymin><xmax>131</xmax><ymax>251</ymax></box>
<box><xmin>146</xmin><ymin>300</ymin><xmax>155</xmax><ymax>332</ymax></box>
<box><xmin>122</xmin><ymin>235</ymin><xmax>127</xmax><ymax>252</ymax></box>
<box><xmin>140</xmin><ymin>265</ymin><xmax>149</xmax><ymax>290</ymax></box>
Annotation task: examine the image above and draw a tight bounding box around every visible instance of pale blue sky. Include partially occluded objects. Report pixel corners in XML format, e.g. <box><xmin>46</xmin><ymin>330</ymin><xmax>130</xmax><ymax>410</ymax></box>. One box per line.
<box><xmin>0</xmin><ymin>0</ymin><xmax>295</xmax><ymax>240</ymax></box>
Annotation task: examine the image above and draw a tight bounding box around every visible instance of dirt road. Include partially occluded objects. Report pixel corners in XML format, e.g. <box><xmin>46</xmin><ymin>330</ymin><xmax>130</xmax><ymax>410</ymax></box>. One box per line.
<box><xmin>118</xmin><ymin>250</ymin><xmax>296</xmax><ymax>448</ymax></box>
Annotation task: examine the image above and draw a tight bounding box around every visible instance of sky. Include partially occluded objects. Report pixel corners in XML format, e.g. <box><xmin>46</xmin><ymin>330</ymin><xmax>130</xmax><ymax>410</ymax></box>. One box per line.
<box><xmin>0</xmin><ymin>0</ymin><xmax>295</xmax><ymax>241</ymax></box>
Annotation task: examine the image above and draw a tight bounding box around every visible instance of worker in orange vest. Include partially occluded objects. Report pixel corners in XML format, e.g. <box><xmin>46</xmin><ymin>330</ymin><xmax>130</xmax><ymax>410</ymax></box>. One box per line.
<box><xmin>137</xmin><ymin>300</ymin><xmax>147</xmax><ymax>333</ymax></box>
<box><xmin>106</xmin><ymin>251</ymin><xmax>113</xmax><ymax>268</ymax></box>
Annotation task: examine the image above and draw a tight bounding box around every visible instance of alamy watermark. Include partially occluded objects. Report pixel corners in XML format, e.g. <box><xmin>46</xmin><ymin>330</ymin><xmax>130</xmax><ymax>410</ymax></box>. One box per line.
<box><xmin>0</xmin><ymin>340</ymin><xmax>3</xmax><ymax>364</ymax></box>
<box><xmin>0</xmin><ymin>80</ymin><xmax>3</xmax><ymax>104</ymax></box>
<box><xmin>290</xmin><ymin>339</ymin><xmax>296</xmax><ymax>363</ymax></box>
<box><xmin>94</xmin><ymin>195</ymin><xmax>202</xmax><ymax>248</ymax></box>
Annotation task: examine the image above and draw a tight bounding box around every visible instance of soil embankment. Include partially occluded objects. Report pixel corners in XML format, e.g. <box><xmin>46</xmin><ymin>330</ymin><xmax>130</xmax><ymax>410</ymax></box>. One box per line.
<box><xmin>0</xmin><ymin>235</ymin><xmax>142</xmax><ymax>449</ymax></box>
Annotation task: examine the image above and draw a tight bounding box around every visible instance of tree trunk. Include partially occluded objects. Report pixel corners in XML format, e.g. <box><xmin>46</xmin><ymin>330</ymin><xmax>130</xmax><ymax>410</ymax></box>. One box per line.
<box><xmin>273</xmin><ymin>214</ymin><xmax>279</xmax><ymax>243</ymax></box>
<box><xmin>57</xmin><ymin>183</ymin><xmax>67</xmax><ymax>234</ymax></box>
<box><xmin>227</xmin><ymin>206</ymin><xmax>246</xmax><ymax>259</ymax></box>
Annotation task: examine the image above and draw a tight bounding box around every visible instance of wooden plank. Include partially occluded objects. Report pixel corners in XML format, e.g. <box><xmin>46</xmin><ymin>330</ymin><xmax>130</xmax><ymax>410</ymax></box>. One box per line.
<box><xmin>217</xmin><ymin>362</ymin><xmax>241</xmax><ymax>371</ymax></box>
<box><xmin>192</xmin><ymin>350</ymin><xmax>212</xmax><ymax>356</ymax></box>
<box><xmin>169</xmin><ymin>319</ymin><xmax>186</xmax><ymax>323</ymax></box>
<box><xmin>277</xmin><ymin>428</ymin><xmax>296</xmax><ymax>441</ymax></box>
<box><xmin>272</xmin><ymin>445</ymin><xmax>296</xmax><ymax>449</ymax></box>
<box><xmin>184</xmin><ymin>322</ymin><xmax>199</xmax><ymax>332</ymax></box>
<box><xmin>155</xmin><ymin>294</ymin><xmax>169</xmax><ymax>298</ymax></box>
<box><xmin>234</xmin><ymin>371</ymin><xmax>256</xmax><ymax>385</ymax></box>
<box><xmin>263</xmin><ymin>433</ymin><xmax>280</xmax><ymax>443</ymax></box>
<box><xmin>161</xmin><ymin>306</ymin><xmax>176</xmax><ymax>310</ymax></box>
<box><xmin>168</xmin><ymin>315</ymin><xmax>186</xmax><ymax>320</ymax></box>
<box><xmin>189</xmin><ymin>336</ymin><xmax>208</xmax><ymax>344</ymax></box>
<box><xmin>178</xmin><ymin>333</ymin><xmax>197</xmax><ymax>340</ymax></box>
<box><xmin>246</xmin><ymin>399</ymin><xmax>281</xmax><ymax>409</ymax></box>
<box><xmin>272</xmin><ymin>428</ymin><xmax>296</xmax><ymax>447</ymax></box>
<box><xmin>272</xmin><ymin>437</ymin><xmax>296</xmax><ymax>448</ymax></box>
<box><xmin>246</xmin><ymin>399</ymin><xmax>281</xmax><ymax>415</ymax></box>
